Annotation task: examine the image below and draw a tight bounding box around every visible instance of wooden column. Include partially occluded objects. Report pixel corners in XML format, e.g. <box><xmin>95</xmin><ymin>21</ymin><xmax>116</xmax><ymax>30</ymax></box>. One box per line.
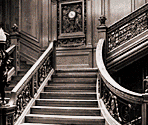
<box><xmin>97</xmin><ymin>15</ymin><xmax>107</xmax><ymax>64</ymax></box>
<box><xmin>51</xmin><ymin>0</ymin><xmax>57</xmax><ymax>41</ymax></box>
<box><xmin>86</xmin><ymin>0</ymin><xmax>92</xmax><ymax>47</ymax></box>
<box><xmin>10</xmin><ymin>24</ymin><xmax>20</xmax><ymax>75</ymax></box>
<box><xmin>142</xmin><ymin>94</ymin><xmax>148</xmax><ymax>125</ymax></box>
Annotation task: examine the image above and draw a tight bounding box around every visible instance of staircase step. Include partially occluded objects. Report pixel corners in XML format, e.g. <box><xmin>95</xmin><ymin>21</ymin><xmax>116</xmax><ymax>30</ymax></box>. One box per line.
<box><xmin>31</xmin><ymin>106</ymin><xmax>101</xmax><ymax>116</ymax></box>
<box><xmin>35</xmin><ymin>99</ymin><xmax>98</xmax><ymax>107</ymax></box>
<box><xmin>48</xmin><ymin>82</ymin><xmax>96</xmax><ymax>86</ymax></box>
<box><xmin>25</xmin><ymin>114</ymin><xmax>105</xmax><ymax>125</ymax></box>
<box><xmin>40</xmin><ymin>92</ymin><xmax>97</xmax><ymax>100</ymax></box>
<box><xmin>52</xmin><ymin>78</ymin><xmax>96</xmax><ymax>83</ymax></box>
<box><xmin>53</xmin><ymin>73</ymin><xmax>97</xmax><ymax>78</ymax></box>
<box><xmin>44</xmin><ymin>86</ymin><xmax>96</xmax><ymax>92</ymax></box>
<box><xmin>21</xmin><ymin>123</ymin><xmax>58</xmax><ymax>125</ymax></box>
<box><xmin>56</xmin><ymin>68</ymin><xmax>98</xmax><ymax>73</ymax></box>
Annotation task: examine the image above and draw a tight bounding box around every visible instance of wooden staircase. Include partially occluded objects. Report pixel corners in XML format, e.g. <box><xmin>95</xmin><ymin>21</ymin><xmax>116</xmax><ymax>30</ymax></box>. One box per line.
<box><xmin>1</xmin><ymin>61</ymin><xmax>32</xmax><ymax>102</ymax></box>
<box><xmin>20</xmin><ymin>68</ymin><xmax>105</xmax><ymax>125</ymax></box>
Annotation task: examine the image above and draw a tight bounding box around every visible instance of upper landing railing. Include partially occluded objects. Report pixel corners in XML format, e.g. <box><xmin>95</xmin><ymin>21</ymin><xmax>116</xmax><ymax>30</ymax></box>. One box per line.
<box><xmin>107</xmin><ymin>3</ymin><xmax>148</xmax><ymax>52</ymax></box>
<box><xmin>96</xmin><ymin>39</ymin><xmax>147</xmax><ymax>125</ymax></box>
<box><xmin>96</xmin><ymin>3</ymin><xmax>148</xmax><ymax>125</ymax></box>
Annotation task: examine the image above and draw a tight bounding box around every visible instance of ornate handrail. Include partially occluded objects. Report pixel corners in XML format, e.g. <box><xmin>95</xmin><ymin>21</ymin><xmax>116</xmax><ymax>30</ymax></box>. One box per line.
<box><xmin>8</xmin><ymin>41</ymin><xmax>55</xmax><ymax>122</ymax></box>
<box><xmin>96</xmin><ymin>39</ymin><xmax>148</xmax><ymax>124</ymax></box>
<box><xmin>107</xmin><ymin>3</ymin><xmax>148</xmax><ymax>52</ymax></box>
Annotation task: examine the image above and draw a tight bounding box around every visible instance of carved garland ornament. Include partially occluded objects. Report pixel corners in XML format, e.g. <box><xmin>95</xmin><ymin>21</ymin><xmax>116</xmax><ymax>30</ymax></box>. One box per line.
<box><xmin>57</xmin><ymin>0</ymin><xmax>86</xmax><ymax>47</ymax></box>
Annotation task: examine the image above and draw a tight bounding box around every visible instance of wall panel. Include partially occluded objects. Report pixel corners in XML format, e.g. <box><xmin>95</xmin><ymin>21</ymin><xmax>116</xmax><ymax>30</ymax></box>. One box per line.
<box><xmin>106</xmin><ymin>0</ymin><xmax>131</xmax><ymax>26</ymax></box>
<box><xmin>135</xmin><ymin>0</ymin><xmax>145</xmax><ymax>9</ymax></box>
<box><xmin>21</xmin><ymin>0</ymin><xmax>39</xmax><ymax>39</ymax></box>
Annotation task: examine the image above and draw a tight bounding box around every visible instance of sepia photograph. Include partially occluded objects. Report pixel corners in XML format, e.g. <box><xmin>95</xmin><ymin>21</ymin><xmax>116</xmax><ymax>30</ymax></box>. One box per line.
<box><xmin>0</xmin><ymin>0</ymin><xmax>148</xmax><ymax>124</ymax></box>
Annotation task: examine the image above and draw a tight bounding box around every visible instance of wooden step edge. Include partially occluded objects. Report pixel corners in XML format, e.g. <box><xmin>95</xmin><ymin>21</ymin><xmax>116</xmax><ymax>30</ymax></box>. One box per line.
<box><xmin>45</xmin><ymin>85</ymin><xmax>96</xmax><ymax>88</ymax></box>
<box><xmin>31</xmin><ymin>106</ymin><xmax>101</xmax><ymax>110</ymax></box>
<box><xmin>36</xmin><ymin>99</ymin><xmax>98</xmax><ymax>102</ymax></box>
<box><xmin>20</xmin><ymin>123</ymin><xmax>58</xmax><ymax>125</ymax></box>
<box><xmin>56</xmin><ymin>68</ymin><xmax>98</xmax><ymax>72</ymax></box>
<box><xmin>41</xmin><ymin>92</ymin><xmax>96</xmax><ymax>94</ymax></box>
<box><xmin>26</xmin><ymin>114</ymin><xmax>104</xmax><ymax>120</ymax></box>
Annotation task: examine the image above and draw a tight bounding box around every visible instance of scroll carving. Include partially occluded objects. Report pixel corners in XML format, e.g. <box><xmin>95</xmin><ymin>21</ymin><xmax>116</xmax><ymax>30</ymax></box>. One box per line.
<box><xmin>108</xmin><ymin>12</ymin><xmax>148</xmax><ymax>51</ymax></box>
<box><xmin>57</xmin><ymin>0</ymin><xmax>86</xmax><ymax>47</ymax></box>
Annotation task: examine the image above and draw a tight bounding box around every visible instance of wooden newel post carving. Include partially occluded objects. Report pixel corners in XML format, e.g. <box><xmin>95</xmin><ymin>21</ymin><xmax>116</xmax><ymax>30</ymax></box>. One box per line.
<box><xmin>0</xmin><ymin>27</ymin><xmax>17</xmax><ymax>125</ymax></box>
<box><xmin>142</xmin><ymin>76</ymin><xmax>148</xmax><ymax>125</ymax></box>
<box><xmin>10</xmin><ymin>24</ymin><xmax>20</xmax><ymax>75</ymax></box>
<box><xmin>97</xmin><ymin>15</ymin><xmax>107</xmax><ymax>64</ymax></box>
<box><xmin>142</xmin><ymin>93</ymin><xmax>148</xmax><ymax>125</ymax></box>
<box><xmin>0</xmin><ymin>105</ymin><xmax>17</xmax><ymax>125</ymax></box>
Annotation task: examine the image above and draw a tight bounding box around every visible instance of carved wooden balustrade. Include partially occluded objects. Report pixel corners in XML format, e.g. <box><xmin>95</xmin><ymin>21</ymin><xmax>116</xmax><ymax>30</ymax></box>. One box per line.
<box><xmin>96</xmin><ymin>39</ymin><xmax>148</xmax><ymax>125</ymax></box>
<box><xmin>7</xmin><ymin>41</ymin><xmax>56</xmax><ymax>124</ymax></box>
<box><xmin>107</xmin><ymin>3</ymin><xmax>148</xmax><ymax>52</ymax></box>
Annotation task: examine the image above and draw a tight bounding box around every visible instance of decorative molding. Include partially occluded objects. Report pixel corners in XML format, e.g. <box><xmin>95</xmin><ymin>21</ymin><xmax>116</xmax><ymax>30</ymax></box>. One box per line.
<box><xmin>108</xmin><ymin>12</ymin><xmax>147</xmax><ymax>51</ymax></box>
<box><xmin>57</xmin><ymin>0</ymin><xmax>86</xmax><ymax>47</ymax></box>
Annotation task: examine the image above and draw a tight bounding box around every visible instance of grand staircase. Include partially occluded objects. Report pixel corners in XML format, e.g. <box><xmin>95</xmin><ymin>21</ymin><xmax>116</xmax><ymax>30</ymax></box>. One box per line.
<box><xmin>20</xmin><ymin>68</ymin><xmax>105</xmax><ymax>125</ymax></box>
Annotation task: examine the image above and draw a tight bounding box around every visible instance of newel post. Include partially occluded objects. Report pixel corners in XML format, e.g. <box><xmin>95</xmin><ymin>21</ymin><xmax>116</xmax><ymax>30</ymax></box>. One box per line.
<box><xmin>0</xmin><ymin>105</ymin><xmax>17</xmax><ymax>125</ymax></box>
<box><xmin>52</xmin><ymin>40</ymin><xmax>56</xmax><ymax>70</ymax></box>
<box><xmin>142</xmin><ymin>76</ymin><xmax>148</xmax><ymax>125</ymax></box>
<box><xmin>10</xmin><ymin>24</ymin><xmax>20</xmax><ymax>75</ymax></box>
<box><xmin>97</xmin><ymin>15</ymin><xmax>107</xmax><ymax>64</ymax></box>
<box><xmin>142</xmin><ymin>93</ymin><xmax>148</xmax><ymax>125</ymax></box>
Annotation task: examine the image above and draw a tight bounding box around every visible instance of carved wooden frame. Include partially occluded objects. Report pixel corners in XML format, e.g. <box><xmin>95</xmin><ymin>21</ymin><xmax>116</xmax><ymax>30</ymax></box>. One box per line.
<box><xmin>58</xmin><ymin>0</ymin><xmax>85</xmax><ymax>39</ymax></box>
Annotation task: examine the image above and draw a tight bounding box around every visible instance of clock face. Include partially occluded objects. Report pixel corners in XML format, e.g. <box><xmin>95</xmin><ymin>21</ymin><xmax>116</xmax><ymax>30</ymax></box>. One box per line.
<box><xmin>68</xmin><ymin>11</ymin><xmax>76</xmax><ymax>19</ymax></box>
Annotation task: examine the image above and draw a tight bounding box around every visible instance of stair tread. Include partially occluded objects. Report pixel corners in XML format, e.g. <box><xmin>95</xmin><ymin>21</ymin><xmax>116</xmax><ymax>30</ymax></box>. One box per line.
<box><xmin>21</xmin><ymin>123</ymin><xmax>58</xmax><ymax>125</ymax></box>
<box><xmin>41</xmin><ymin>92</ymin><xmax>96</xmax><ymax>94</ymax></box>
<box><xmin>56</xmin><ymin>68</ymin><xmax>98</xmax><ymax>72</ymax></box>
<box><xmin>36</xmin><ymin>99</ymin><xmax>98</xmax><ymax>101</ymax></box>
<box><xmin>26</xmin><ymin>114</ymin><xmax>104</xmax><ymax>119</ymax></box>
<box><xmin>32</xmin><ymin>106</ymin><xmax>101</xmax><ymax>110</ymax></box>
<box><xmin>46</xmin><ymin>85</ymin><xmax>95</xmax><ymax>87</ymax></box>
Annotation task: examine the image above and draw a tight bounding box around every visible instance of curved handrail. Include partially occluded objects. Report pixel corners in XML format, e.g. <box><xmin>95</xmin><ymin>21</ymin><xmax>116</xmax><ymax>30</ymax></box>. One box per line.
<box><xmin>96</xmin><ymin>39</ymin><xmax>146</xmax><ymax>124</ymax></box>
<box><xmin>96</xmin><ymin>39</ymin><xmax>143</xmax><ymax>103</ymax></box>
<box><xmin>8</xmin><ymin>41</ymin><xmax>54</xmax><ymax>105</ymax></box>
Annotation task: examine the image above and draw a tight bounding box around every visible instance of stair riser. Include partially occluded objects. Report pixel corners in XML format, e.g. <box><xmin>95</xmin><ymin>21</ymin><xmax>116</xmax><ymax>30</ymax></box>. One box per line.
<box><xmin>52</xmin><ymin>78</ymin><xmax>96</xmax><ymax>83</ymax></box>
<box><xmin>31</xmin><ymin>108</ymin><xmax>101</xmax><ymax>116</ymax></box>
<box><xmin>25</xmin><ymin>116</ymin><xmax>105</xmax><ymax>125</ymax></box>
<box><xmin>40</xmin><ymin>93</ymin><xmax>96</xmax><ymax>100</ymax></box>
<box><xmin>35</xmin><ymin>100</ymin><xmax>98</xmax><ymax>107</ymax></box>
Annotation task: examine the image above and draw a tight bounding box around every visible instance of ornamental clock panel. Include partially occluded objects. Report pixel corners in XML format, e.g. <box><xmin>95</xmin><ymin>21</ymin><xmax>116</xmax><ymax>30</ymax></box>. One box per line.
<box><xmin>58</xmin><ymin>0</ymin><xmax>86</xmax><ymax>47</ymax></box>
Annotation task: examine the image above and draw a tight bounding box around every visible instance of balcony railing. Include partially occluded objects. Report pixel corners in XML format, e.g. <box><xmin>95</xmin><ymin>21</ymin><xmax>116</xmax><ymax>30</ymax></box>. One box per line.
<box><xmin>107</xmin><ymin>3</ymin><xmax>148</xmax><ymax>52</ymax></box>
<box><xmin>96</xmin><ymin>39</ymin><xmax>147</xmax><ymax>125</ymax></box>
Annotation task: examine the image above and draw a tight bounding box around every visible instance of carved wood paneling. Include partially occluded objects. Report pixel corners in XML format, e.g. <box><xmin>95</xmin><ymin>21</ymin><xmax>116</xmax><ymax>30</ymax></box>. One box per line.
<box><xmin>57</xmin><ymin>0</ymin><xmax>86</xmax><ymax>47</ymax></box>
